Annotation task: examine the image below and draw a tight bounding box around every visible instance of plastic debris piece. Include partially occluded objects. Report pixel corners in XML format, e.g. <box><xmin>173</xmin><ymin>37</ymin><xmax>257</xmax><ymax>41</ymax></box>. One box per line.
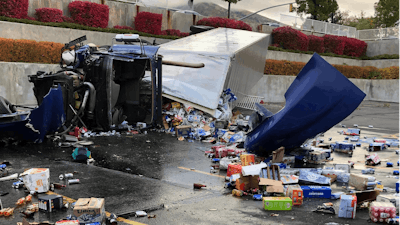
<box><xmin>135</xmin><ymin>211</ymin><xmax>147</xmax><ymax>217</ymax></box>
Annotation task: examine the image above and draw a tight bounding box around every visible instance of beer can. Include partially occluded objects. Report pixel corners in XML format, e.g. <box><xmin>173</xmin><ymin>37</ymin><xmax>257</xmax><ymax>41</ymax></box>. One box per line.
<box><xmin>68</xmin><ymin>179</ymin><xmax>80</xmax><ymax>185</ymax></box>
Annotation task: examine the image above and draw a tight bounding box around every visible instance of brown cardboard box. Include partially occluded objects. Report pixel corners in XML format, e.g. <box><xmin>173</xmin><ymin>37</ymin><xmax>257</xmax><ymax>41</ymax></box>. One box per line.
<box><xmin>352</xmin><ymin>190</ymin><xmax>380</xmax><ymax>205</ymax></box>
<box><xmin>73</xmin><ymin>198</ymin><xmax>105</xmax><ymax>224</ymax></box>
<box><xmin>236</xmin><ymin>174</ymin><xmax>259</xmax><ymax>191</ymax></box>
<box><xmin>269</xmin><ymin>165</ymin><xmax>281</xmax><ymax>181</ymax></box>
<box><xmin>259</xmin><ymin>178</ymin><xmax>284</xmax><ymax>193</ymax></box>
<box><xmin>272</xmin><ymin>147</ymin><xmax>285</xmax><ymax>163</ymax></box>
<box><xmin>349</xmin><ymin>174</ymin><xmax>369</xmax><ymax>191</ymax></box>
<box><xmin>323</xmin><ymin>174</ymin><xmax>337</xmax><ymax>183</ymax></box>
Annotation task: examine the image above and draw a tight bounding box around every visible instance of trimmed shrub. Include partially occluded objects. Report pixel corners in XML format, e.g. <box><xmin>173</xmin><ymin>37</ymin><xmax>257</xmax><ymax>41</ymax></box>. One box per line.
<box><xmin>323</xmin><ymin>35</ymin><xmax>345</xmax><ymax>55</ymax></box>
<box><xmin>160</xmin><ymin>29</ymin><xmax>190</xmax><ymax>37</ymax></box>
<box><xmin>0</xmin><ymin>0</ymin><xmax>28</xmax><ymax>19</ymax></box>
<box><xmin>308</xmin><ymin>35</ymin><xmax>324</xmax><ymax>53</ymax></box>
<box><xmin>68</xmin><ymin>1</ymin><xmax>109</xmax><ymax>28</ymax></box>
<box><xmin>35</xmin><ymin>8</ymin><xmax>64</xmax><ymax>23</ymax></box>
<box><xmin>341</xmin><ymin>37</ymin><xmax>367</xmax><ymax>57</ymax></box>
<box><xmin>0</xmin><ymin>38</ymin><xmax>63</xmax><ymax>64</ymax></box>
<box><xmin>134</xmin><ymin>12</ymin><xmax>162</xmax><ymax>35</ymax></box>
<box><xmin>272</xmin><ymin>26</ymin><xmax>308</xmax><ymax>51</ymax></box>
<box><xmin>264</xmin><ymin>60</ymin><xmax>305</xmax><ymax>76</ymax></box>
<box><xmin>114</xmin><ymin>25</ymin><xmax>134</xmax><ymax>30</ymax></box>
<box><xmin>264</xmin><ymin>59</ymin><xmax>399</xmax><ymax>79</ymax></box>
<box><xmin>196</xmin><ymin>17</ymin><xmax>252</xmax><ymax>31</ymax></box>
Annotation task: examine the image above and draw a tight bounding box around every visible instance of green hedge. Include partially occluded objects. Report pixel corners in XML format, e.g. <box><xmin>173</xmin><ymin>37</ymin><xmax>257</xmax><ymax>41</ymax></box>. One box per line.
<box><xmin>268</xmin><ymin>46</ymin><xmax>399</xmax><ymax>60</ymax></box>
<box><xmin>0</xmin><ymin>16</ymin><xmax>180</xmax><ymax>40</ymax></box>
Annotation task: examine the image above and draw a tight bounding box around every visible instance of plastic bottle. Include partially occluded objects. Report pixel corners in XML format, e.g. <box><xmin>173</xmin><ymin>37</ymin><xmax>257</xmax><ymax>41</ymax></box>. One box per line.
<box><xmin>16</xmin><ymin>197</ymin><xmax>25</xmax><ymax>205</ymax></box>
<box><xmin>232</xmin><ymin>189</ymin><xmax>245</xmax><ymax>197</ymax></box>
<box><xmin>371</xmin><ymin>217</ymin><xmax>378</xmax><ymax>223</ymax></box>
<box><xmin>25</xmin><ymin>194</ymin><xmax>32</xmax><ymax>202</ymax></box>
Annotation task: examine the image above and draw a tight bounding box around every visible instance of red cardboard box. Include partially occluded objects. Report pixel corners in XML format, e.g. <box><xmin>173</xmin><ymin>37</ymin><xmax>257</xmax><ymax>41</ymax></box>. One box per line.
<box><xmin>240</xmin><ymin>154</ymin><xmax>255</xmax><ymax>166</ymax></box>
<box><xmin>227</xmin><ymin>163</ymin><xmax>242</xmax><ymax>177</ymax></box>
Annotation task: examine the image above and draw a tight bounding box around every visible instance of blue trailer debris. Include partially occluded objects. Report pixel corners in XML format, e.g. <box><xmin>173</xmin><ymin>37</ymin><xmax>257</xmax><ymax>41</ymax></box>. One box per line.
<box><xmin>244</xmin><ymin>53</ymin><xmax>365</xmax><ymax>156</ymax></box>
<box><xmin>330</xmin><ymin>142</ymin><xmax>355</xmax><ymax>156</ymax></box>
<box><xmin>368</xmin><ymin>143</ymin><xmax>387</xmax><ymax>152</ymax></box>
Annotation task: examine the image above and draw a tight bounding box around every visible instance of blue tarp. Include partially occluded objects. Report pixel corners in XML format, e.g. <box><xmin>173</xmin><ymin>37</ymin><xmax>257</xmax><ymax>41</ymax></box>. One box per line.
<box><xmin>245</xmin><ymin>53</ymin><xmax>366</xmax><ymax>156</ymax></box>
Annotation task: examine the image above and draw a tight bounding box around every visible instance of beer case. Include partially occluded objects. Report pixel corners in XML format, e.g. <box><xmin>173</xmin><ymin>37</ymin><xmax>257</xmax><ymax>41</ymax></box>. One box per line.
<box><xmin>263</xmin><ymin>197</ymin><xmax>292</xmax><ymax>211</ymax></box>
<box><xmin>73</xmin><ymin>198</ymin><xmax>105</xmax><ymax>224</ymax></box>
<box><xmin>38</xmin><ymin>194</ymin><xmax>63</xmax><ymax>212</ymax></box>
<box><xmin>227</xmin><ymin>163</ymin><xmax>242</xmax><ymax>177</ymax></box>
<box><xmin>286</xmin><ymin>185</ymin><xmax>303</xmax><ymax>206</ymax></box>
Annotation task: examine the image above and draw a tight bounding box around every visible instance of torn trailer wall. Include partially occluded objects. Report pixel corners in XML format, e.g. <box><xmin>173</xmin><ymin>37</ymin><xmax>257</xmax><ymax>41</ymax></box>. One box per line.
<box><xmin>155</xmin><ymin>28</ymin><xmax>270</xmax><ymax>117</ymax></box>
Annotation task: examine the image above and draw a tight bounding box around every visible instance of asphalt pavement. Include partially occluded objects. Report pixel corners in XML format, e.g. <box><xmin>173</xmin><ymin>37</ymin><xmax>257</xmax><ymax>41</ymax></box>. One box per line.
<box><xmin>0</xmin><ymin>100</ymin><xmax>398</xmax><ymax>225</ymax></box>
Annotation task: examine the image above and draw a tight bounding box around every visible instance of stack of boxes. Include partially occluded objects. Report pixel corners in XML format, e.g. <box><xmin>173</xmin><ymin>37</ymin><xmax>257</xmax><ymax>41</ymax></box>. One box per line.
<box><xmin>338</xmin><ymin>195</ymin><xmax>357</xmax><ymax>219</ymax></box>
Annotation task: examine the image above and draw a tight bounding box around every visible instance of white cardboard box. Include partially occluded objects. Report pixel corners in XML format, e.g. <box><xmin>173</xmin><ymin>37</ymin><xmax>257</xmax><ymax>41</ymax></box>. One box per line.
<box><xmin>20</xmin><ymin>168</ymin><xmax>50</xmax><ymax>193</ymax></box>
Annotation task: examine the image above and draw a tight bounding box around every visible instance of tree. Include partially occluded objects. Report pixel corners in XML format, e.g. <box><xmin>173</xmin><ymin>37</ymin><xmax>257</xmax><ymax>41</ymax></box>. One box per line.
<box><xmin>374</xmin><ymin>0</ymin><xmax>399</xmax><ymax>27</ymax></box>
<box><xmin>222</xmin><ymin>0</ymin><xmax>241</xmax><ymax>19</ymax></box>
<box><xmin>341</xmin><ymin>11</ymin><xmax>377</xmax><ymax>30</ymax></box>
<box><xmin>295</xmin><ymin>0</ymin><xmax>339</xmax><ymax>21</ymax></box>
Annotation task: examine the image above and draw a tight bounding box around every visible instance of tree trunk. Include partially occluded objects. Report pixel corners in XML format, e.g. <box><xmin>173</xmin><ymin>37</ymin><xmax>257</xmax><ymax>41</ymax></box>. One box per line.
<box><xmin>228</xmin><ymin>2</ymin><xmax>231</xmax><ymax>18</ymax></box>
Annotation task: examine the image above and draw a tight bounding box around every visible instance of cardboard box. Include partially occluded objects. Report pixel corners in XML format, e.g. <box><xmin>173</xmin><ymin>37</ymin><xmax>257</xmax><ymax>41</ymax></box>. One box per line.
<box><xmin>280</xmin><ymin>175</ymin><xmax>299</xmax><ymax>184</ymax></box>
<box><xmin>236</xmin><ymin>174</ymin><xmax>259</xmax><ymax>191</ymax></box>
<box><xmin>269</xmin><ymin>165</ymin><xmax>281</xmax><ymax>181</ymax></box>
<box><xmin>349</xmin><ymin>173</ymin><xmax>370</xmax><ymax>191</ymax></box>
<box><xmin>352</xmin><ymin>190</ymin><xmax>380</xmax><ymax>205</ymax></box>
<box><xmin>240</xmin><ymin>154</ymin><xmax>255</xmax><ymax>166</ymax></box>
<box><xmin>272</xmin><ymin>147</ymin><xmax>285</xmax><ymax>163</ymax></box>
<box><xmin>322</xmin><ymin>174</ymin><xmax>337</xmax><ymax>183</ymax></box>
<box><xmin>20</xmin><ymin>168</ymin><xmax>50</xmax><ymax>193</ymax></box>
<box><xmin>73</xmin><ymin>198</ymin><xmax>105</xmax><ymax>224</ymax></box>
<box><xmin>263</xmin><ymin>197</ymin><xmax>292</xmax><ymax>211</ymax></box>
<box><xmin>259</xmin><ymin>178</ymin><xmax>284</xmax><ymax>193</ymax></box>
<box><xmin>175</xmin><ymin>125</ymin><xmax>191</xmax><ymax>137</ymax></box>
<box><xmin>227</xmin><ymin>163</ymin><xmax>242</xmax><ymax>177</ymax></box>
<box><xmin>282</xmin><ymin>156</ymin><xmax>295</xmax><ymax>164</ymax></box>
<box><xmin>38</xmin><ymin>194</ymin><xmax>63</xmax><ymax>212</ymax></box>
<box><xmin>301</xmin><ymin>186</ymin><xmax>331</xmax><ymax>198</ymax></box>
<box><xmin>286</xmin><ymin>185</ymin><xmax>303</xmax><ymax>206</ymax></box>
<box><xmin>338</xmin><ymin>195</ymin><xmax>357</xmax><ymax>219</ymax></box>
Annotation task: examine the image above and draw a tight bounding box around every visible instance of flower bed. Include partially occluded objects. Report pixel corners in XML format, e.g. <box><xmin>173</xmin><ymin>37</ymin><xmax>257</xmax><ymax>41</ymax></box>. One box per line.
<box><xmin>0</xmin><ymin>0</ymin><xmax>28</xmax><ymax>19</ymax></box>
<box><xmin>69</xmin><ymin>1</ymin><xmax>109</xmax><ymax>28</ymax></box>
<box><xmin>196</xmin><ymin>17</ymin><xmax>252</xmax><ymax>31</ymax></box>
<box><xmin>265</xmin><ymin>59</ymin><xmax>399</xmax><ymax>79</ymax></box>
<box><xmin>35</xmin><ymin>8</ymin><xmax>64</xmax><ymax>23</ymax></box>
<box><xmin>272</xmin><ymin>26</ymin><xmax>308</xmax><ymax>51</ymax></box>
<box><xmin>0</xmin><ymin>38</ymin><xmax>63</xmax><ymax>64</ymax></box>
<box><xmin>134</xmin><ymin>12</ymin><xmax>162</xmax><ymax>35</ymax></box>
<box><xmin>308</xmin><ymin>35</ymin><xmax>324</xmax><ymax>53</ymax></box>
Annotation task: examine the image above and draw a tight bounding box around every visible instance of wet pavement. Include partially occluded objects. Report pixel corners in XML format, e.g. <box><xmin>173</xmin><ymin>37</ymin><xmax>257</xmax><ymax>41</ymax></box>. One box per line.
<box><xmin>0</xmin><ymin>101</ymin><xmax>398</xmax><ymax>225</ymax></box>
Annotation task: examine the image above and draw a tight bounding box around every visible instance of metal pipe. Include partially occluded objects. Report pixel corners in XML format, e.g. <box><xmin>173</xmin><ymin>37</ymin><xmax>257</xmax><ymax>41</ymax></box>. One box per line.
<box><xmin>83</xmin><ymin>82</ymin><xmax>96</xmax><ymax>118</ymax></box>
<box><xmin>162</xmin><ymin>60</ymin><xmax>204</xmax><ymax>68</ymax></box>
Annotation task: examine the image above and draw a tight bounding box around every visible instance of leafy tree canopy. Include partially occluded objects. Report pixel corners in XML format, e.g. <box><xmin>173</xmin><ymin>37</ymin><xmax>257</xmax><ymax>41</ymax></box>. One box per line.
<box><xmin>295</xmin><ymin>0</ymin><xmax>339</xmax><ymax>21</ymax></box>
<box><xmin>374</xmin><ymin>0</ymin><xmax>399</xmax><ymax>27</ymax></box>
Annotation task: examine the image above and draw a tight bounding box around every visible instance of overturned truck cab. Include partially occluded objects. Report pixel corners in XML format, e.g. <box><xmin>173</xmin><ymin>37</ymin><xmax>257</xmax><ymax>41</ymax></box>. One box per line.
<box><xmin>28</xmin><ymin>34</ymin><xmax>163</xmax><ymax>133</ymax></box>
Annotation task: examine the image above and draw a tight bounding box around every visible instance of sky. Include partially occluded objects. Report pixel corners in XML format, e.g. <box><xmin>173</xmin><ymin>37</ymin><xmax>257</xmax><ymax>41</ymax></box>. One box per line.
<box><xmin>139</xmin><ymin>0</ymin><xmax>377</xmax><ymax>22</ymax></box>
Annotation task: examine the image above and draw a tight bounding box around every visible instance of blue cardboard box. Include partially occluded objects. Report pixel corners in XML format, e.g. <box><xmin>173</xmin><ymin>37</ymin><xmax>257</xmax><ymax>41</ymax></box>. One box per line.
<box><xmin>396</xmin><ymin>181</ymin><xmax>399</xmax><ymax>193</ymax></box>
<box><xmin>301</xmin><ymin>186</ymin><xmax>332</xmax><ymax>198</ymax></box>
<box><xmin>175</xmin><ymin>125</ymin><xmax>192</xmax><ymax>137</ymax></box>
